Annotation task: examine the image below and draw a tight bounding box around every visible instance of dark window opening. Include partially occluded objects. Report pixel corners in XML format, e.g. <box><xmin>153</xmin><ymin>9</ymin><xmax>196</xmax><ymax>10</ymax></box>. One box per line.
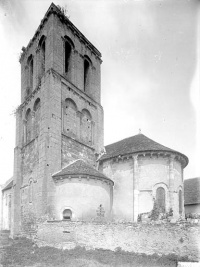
<box><xmin>38</xmin><ymin>35</ymin><xmax>46</xmax><ymax>80</ymax></box>
<box><xmin>27</xmin><ymin>55</ymin><xmax>34</xmax><ymax>91</ymax></box>
<box><xmin>84</xmin><ymin>59</ymin><xmax>89</xmax><ymax>91</ymax></box>
<box><xmin>41</xmin><ymin>40</ymin><xmax>45</xmax><ymax>75</ymax></box>
<box><xmin>30</xmin><ymin>58</ymin><xmax>33</xmax><ymax>88</ymax></box>
<box><xmin>33</xmin><ymin>98</ymin><xmax>41</xmax><ymax>137</ymax></box>
<box><xmin>65</xmin><ymin>42</ymin><xmax>72</xmax><ymax>73</ymax></box>
<box><xmin>63</xmin><ymin>209</ymin><xmax>72</xmax><ymax>220</ymax></box>
<box><xmin>156</xmin><ymin>187</ymin><xmax>165</xmax><ymax>213</ymax></box>
<box><xmin>33</xmin><ymin>98</ymin><xmax>41</xmax><ymax>111</ymax></box>
<box><xmin>25</xmin><ymin>108</ymin><xmax>32</xmax><ymax>143</ymax></box>
<box><xmin>26</xmin><ymin>87</ymin><xmax>31</xmax><ymax>97</ymax></box>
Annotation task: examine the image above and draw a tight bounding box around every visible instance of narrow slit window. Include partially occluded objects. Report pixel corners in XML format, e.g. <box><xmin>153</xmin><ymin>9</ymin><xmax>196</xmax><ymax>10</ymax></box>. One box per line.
<box><xmin>84</xmin><ymin>59</ymin><xmax>89</xmax><ymax>91</ymax></box>
<box><xmin>41</xmin><ymin>40</ymin><xmax>45</xmax><ymax>75</ymax></box>
<box><xmin>27</xmin><ymin>55</ymin><xmax>34</xmax><ymax>91</ymax></box>
<box><xmin>65</xmin><ymin>41</ymin><xmax>72</xmax><ymax>73</ymax></box>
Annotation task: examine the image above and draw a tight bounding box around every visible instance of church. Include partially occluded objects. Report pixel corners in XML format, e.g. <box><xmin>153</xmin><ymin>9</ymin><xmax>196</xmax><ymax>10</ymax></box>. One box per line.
<box><xmin>1</xmin><ymin>3</ymin><xmax>188</xmax><ymax>236</ymax></box>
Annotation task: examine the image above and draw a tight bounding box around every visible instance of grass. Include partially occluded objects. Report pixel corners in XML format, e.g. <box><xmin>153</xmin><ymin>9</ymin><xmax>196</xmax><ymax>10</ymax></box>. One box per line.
<box><xmin>0</xmin><ymin>237</ymin><xmax>189</xmax><ymax>267</ymax></box>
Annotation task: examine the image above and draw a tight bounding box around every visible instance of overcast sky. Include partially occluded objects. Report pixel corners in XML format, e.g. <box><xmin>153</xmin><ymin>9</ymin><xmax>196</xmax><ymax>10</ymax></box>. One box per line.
<box><xmin>0</xmin><ymin>0</ymin><xmax>199</xmax><ymax>185</ymax></box>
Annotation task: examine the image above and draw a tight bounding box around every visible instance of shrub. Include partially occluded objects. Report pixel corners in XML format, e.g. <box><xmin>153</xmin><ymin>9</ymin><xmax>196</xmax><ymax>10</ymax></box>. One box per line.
<box><xmin>149</xmin><ymin>199</ymin><xmax>160</xmax><ymax>221</ymax></box>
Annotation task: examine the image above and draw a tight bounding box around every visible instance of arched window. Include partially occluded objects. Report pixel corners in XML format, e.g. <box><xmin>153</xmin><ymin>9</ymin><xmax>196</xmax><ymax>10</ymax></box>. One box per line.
<box><xmin>25</xmin><ymin>108</ymin><xmax>32</xmax><ymax>143</ymax></box>
<box><xmin>27</xmin><ymin>55</ymin><xmax>34</xmax><ymax>92</ymax></box>
<box><xmin>156</xmin><ymin>187</ymin><xmax>165</xmax><ymax>213</ymax></box>
<box><xmin>65</xmin><ymin>41</ymin><xmax>72</xmax><ymax>73</ymax></box>
<box><xmin>64</xmin><ymin>98</ymin><xmax>77</xmax><ymax>137</ymax></box>
<box><xmin>33</xmin><ymin>98</ymin><xmax>41</xmax><ymax>137</ymax></box>
<box><xmin>63</xmin><ymin>209</ymin><xmax>72</xmax><ymax>220</ymax></box>
<box><xmin>29</xmin><ymin>180</ymin><xmax>33</xmax><ymax>203</ymax></box>
<box><xmin>83</xmin><ymin>56</ymin><xmax>91</xmax><ymax>92</ymax></box>
<box><xmin>38</xmin><ymin>35</ymin><xmax>46</xmax><ymax>79</ymax></box>
<box><xmin>81</xmin><ymin>109</ymin><xmax>92</xmax><ymax>145</ymax></box>
<box><xmin>64</xmin><ymin>36</ymin><xmax>74</xmax><ymax>75</ymax></box>
<box><xmin>179</xmin><ymin>190</ymin><xmax>183</xmax><ymax>214</ymax></box>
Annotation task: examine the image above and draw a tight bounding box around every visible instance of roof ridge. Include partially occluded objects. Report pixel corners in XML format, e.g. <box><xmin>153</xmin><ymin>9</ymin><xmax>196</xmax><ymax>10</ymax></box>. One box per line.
<box><xmin>52</xmin><ymin>159</ymin><xmax>85</xmax><ymax>176</ymax></box>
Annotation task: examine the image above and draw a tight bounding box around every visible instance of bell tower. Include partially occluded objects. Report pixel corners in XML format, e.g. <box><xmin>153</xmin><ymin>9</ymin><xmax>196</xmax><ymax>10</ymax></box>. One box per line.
<box><xmin>11</xmin><ymin>3</ymin><xmax>104</xmax><ymax>236</ymax></box>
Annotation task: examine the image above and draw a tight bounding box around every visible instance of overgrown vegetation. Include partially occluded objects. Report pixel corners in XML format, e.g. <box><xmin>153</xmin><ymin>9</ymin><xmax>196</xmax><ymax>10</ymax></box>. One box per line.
<box><xmin>185</xmin><ymin>213</ymin><xmax>200</xmax><ymax>220</ymax></box>
<box><xmin>138</xmin><ymin>199</ymin><xmax>174</xmax><ymax>222</ymax></box>
<box><xmin>0</xmin><ymin>236</ymin><xmax>186</xmax><ymax>267</ymax></box>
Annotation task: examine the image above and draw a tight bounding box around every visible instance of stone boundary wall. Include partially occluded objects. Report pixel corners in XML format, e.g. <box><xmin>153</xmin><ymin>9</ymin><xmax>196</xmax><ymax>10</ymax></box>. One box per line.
<box><xmin>34</xmin><ymin>221</ymin><xmax>200</xmax><ymax>261</ymax></box>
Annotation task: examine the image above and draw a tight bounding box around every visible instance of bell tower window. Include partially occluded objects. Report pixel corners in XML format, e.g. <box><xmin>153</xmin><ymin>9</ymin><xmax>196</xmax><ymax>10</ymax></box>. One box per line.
<box><xmin>84</xmin><ymin>59</ymin><xmax>90</xmax><ymax>92</ymax></box>
<box><xmin>27</xmin><ymin>55</ymin><xmax>34</xmax><ymax>93</ymax></box>
<box><xmin>64</xmin><ymin>36</ymin><xmax>74</xmax><ymax>76</ymax></box>
<box><xmin>65</xmin><ymin>41</ymin><xmax>72</xmax><ymax>73</ymax></box>
<box><xmin>25</xmin><ymin>108</ymin><xmax>32</xmax><ymax>143</ymax></box>
<box><xmin>38</xmin><ymin>35</ymin><xmax>46</xmax><ymax>80</ymax></box>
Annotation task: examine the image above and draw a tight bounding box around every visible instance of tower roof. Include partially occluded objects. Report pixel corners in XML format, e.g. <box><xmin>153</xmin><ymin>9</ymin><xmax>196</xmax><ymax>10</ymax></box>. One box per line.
<box><xmin>184</xmin><ymin>177</ymin><xmax>200</xmax><ymax>205</ymax></box>
<box><xmin>52</xmin><ymin>159</ymin><xmax>113</xmax><ymax>184</ymax></box>
<box><xmin>100</xmin><ymin>133</ymin><xmax>188</xmax><ymax>167</ymax></box>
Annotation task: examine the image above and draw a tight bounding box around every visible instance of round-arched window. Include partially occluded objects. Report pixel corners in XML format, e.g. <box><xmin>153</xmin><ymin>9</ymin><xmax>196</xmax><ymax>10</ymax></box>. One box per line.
<box><xmin>156</xmin><ymin>187</ymin><xmax>165</xmax><ymax>213</ymax></box>
<box><xmin>63</xmin><ymin>209</ymin><xmax>72</xmax><ymax>220</ymax></box>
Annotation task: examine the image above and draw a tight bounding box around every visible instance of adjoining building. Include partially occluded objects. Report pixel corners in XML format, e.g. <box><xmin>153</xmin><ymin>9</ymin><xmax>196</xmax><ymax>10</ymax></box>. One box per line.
<box><xmin>1</xmin><ymin>178</ymin><xmax>13</xmax><ymax>230</ymax></box>
<box><xmin>0</xmin><ymin>3</ymin><xmax>189</xmax><ymax>236</ymax></box>
<box><xmin>184</xmin><ymin>177</ymin><xmax>200</xmax><ymax>215</ymax></box>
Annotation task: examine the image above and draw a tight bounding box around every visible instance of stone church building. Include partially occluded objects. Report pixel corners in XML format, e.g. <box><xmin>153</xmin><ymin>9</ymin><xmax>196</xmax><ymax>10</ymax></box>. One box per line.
<box><xmin>2</xmin><ymin>3</ymin><xmax>188</xmax><ymax>236</ymax></box>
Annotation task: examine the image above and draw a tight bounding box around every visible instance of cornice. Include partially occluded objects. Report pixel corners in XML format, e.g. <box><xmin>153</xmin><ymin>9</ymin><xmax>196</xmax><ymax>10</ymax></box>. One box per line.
<box><xmin>53</xmin><ymin>174</ymin><xmax>114</xmax><ymax>186</ymax></box>
<box><xmin>100</xmin><ymin>150</ymin><xmax>188</xmax><ymax>168</ymax></box>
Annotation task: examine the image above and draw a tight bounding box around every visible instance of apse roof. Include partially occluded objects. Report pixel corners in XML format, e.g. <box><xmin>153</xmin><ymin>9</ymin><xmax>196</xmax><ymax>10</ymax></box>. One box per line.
<box><xmin>52</xmin><ymin>159</ymin><xmax>113</xmax><ymax>183</ymax></box>
<box><xmin>184</xmin><ymin>177</ymin><xmax>200</xmax><ymax>205</ymax></box>
<box><xmin>2</xmin><ymin>177</ymin><xmax>13</xmax><ymax>191</ymax></box>
<box><xmin>100</xmin><ymin>133</ymin><xmax>188</xmax><ymax>167</ymax></box>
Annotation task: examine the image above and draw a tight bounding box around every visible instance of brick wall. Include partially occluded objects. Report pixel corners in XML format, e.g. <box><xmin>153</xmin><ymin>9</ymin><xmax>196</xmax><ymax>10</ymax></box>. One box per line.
<box><xmin>35</xmin><ymin>221</ymin><xmax>200</xmax><ymax>261</ymax></box>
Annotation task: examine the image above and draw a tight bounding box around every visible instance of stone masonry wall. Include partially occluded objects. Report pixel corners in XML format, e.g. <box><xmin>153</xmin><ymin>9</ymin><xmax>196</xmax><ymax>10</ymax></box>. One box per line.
<box><xmin>62</xmin><ymin>135</ymin><xmax>96</xmax><ymax>168</ymax></box>
<box><xmin>36</xmin><ymin>221</ymin><xmax>200</xmax><ymax>261</ymax></box>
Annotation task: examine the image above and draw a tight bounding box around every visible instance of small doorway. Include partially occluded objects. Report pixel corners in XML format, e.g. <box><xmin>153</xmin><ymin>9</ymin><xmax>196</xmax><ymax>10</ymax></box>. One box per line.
<box><xmin>63</xmin><ymin>209</ymin><xmax>72</xmax><ymax>220</ymax></box>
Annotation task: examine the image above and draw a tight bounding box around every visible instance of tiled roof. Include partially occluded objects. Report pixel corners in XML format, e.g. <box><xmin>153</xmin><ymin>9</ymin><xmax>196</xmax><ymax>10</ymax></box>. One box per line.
<box><xmin>184</xmin><ymin>178</ymin><xmax>200</xmax><ymax>205</ymax></box>
<box><xmin>100</xmin><ymin>134</ymin><xmax>188</xmax><ymax>166</ymax></box>
<box><xmin>2</xmin><ymin>178</ymin><xmax>13</xmax><ymax>191</ymax></box>
<box><xmin>52</xmin><ymin>159</ymin><xmax>113</xmax><ymax>183</ymax></box>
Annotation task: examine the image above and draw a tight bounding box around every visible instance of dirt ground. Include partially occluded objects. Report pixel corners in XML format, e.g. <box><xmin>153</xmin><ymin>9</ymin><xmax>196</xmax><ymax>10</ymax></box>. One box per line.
<box><xmin>0</xmin><ymin>234</ymin><xmax>191</xmax><ymax>267</ymax></box>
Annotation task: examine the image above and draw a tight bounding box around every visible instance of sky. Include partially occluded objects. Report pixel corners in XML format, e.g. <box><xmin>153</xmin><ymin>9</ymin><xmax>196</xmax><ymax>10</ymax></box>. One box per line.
<box><xmin>0</xmin><ymin>0</ymin><xmax>199</xmax><ymax>185</ymax></box>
